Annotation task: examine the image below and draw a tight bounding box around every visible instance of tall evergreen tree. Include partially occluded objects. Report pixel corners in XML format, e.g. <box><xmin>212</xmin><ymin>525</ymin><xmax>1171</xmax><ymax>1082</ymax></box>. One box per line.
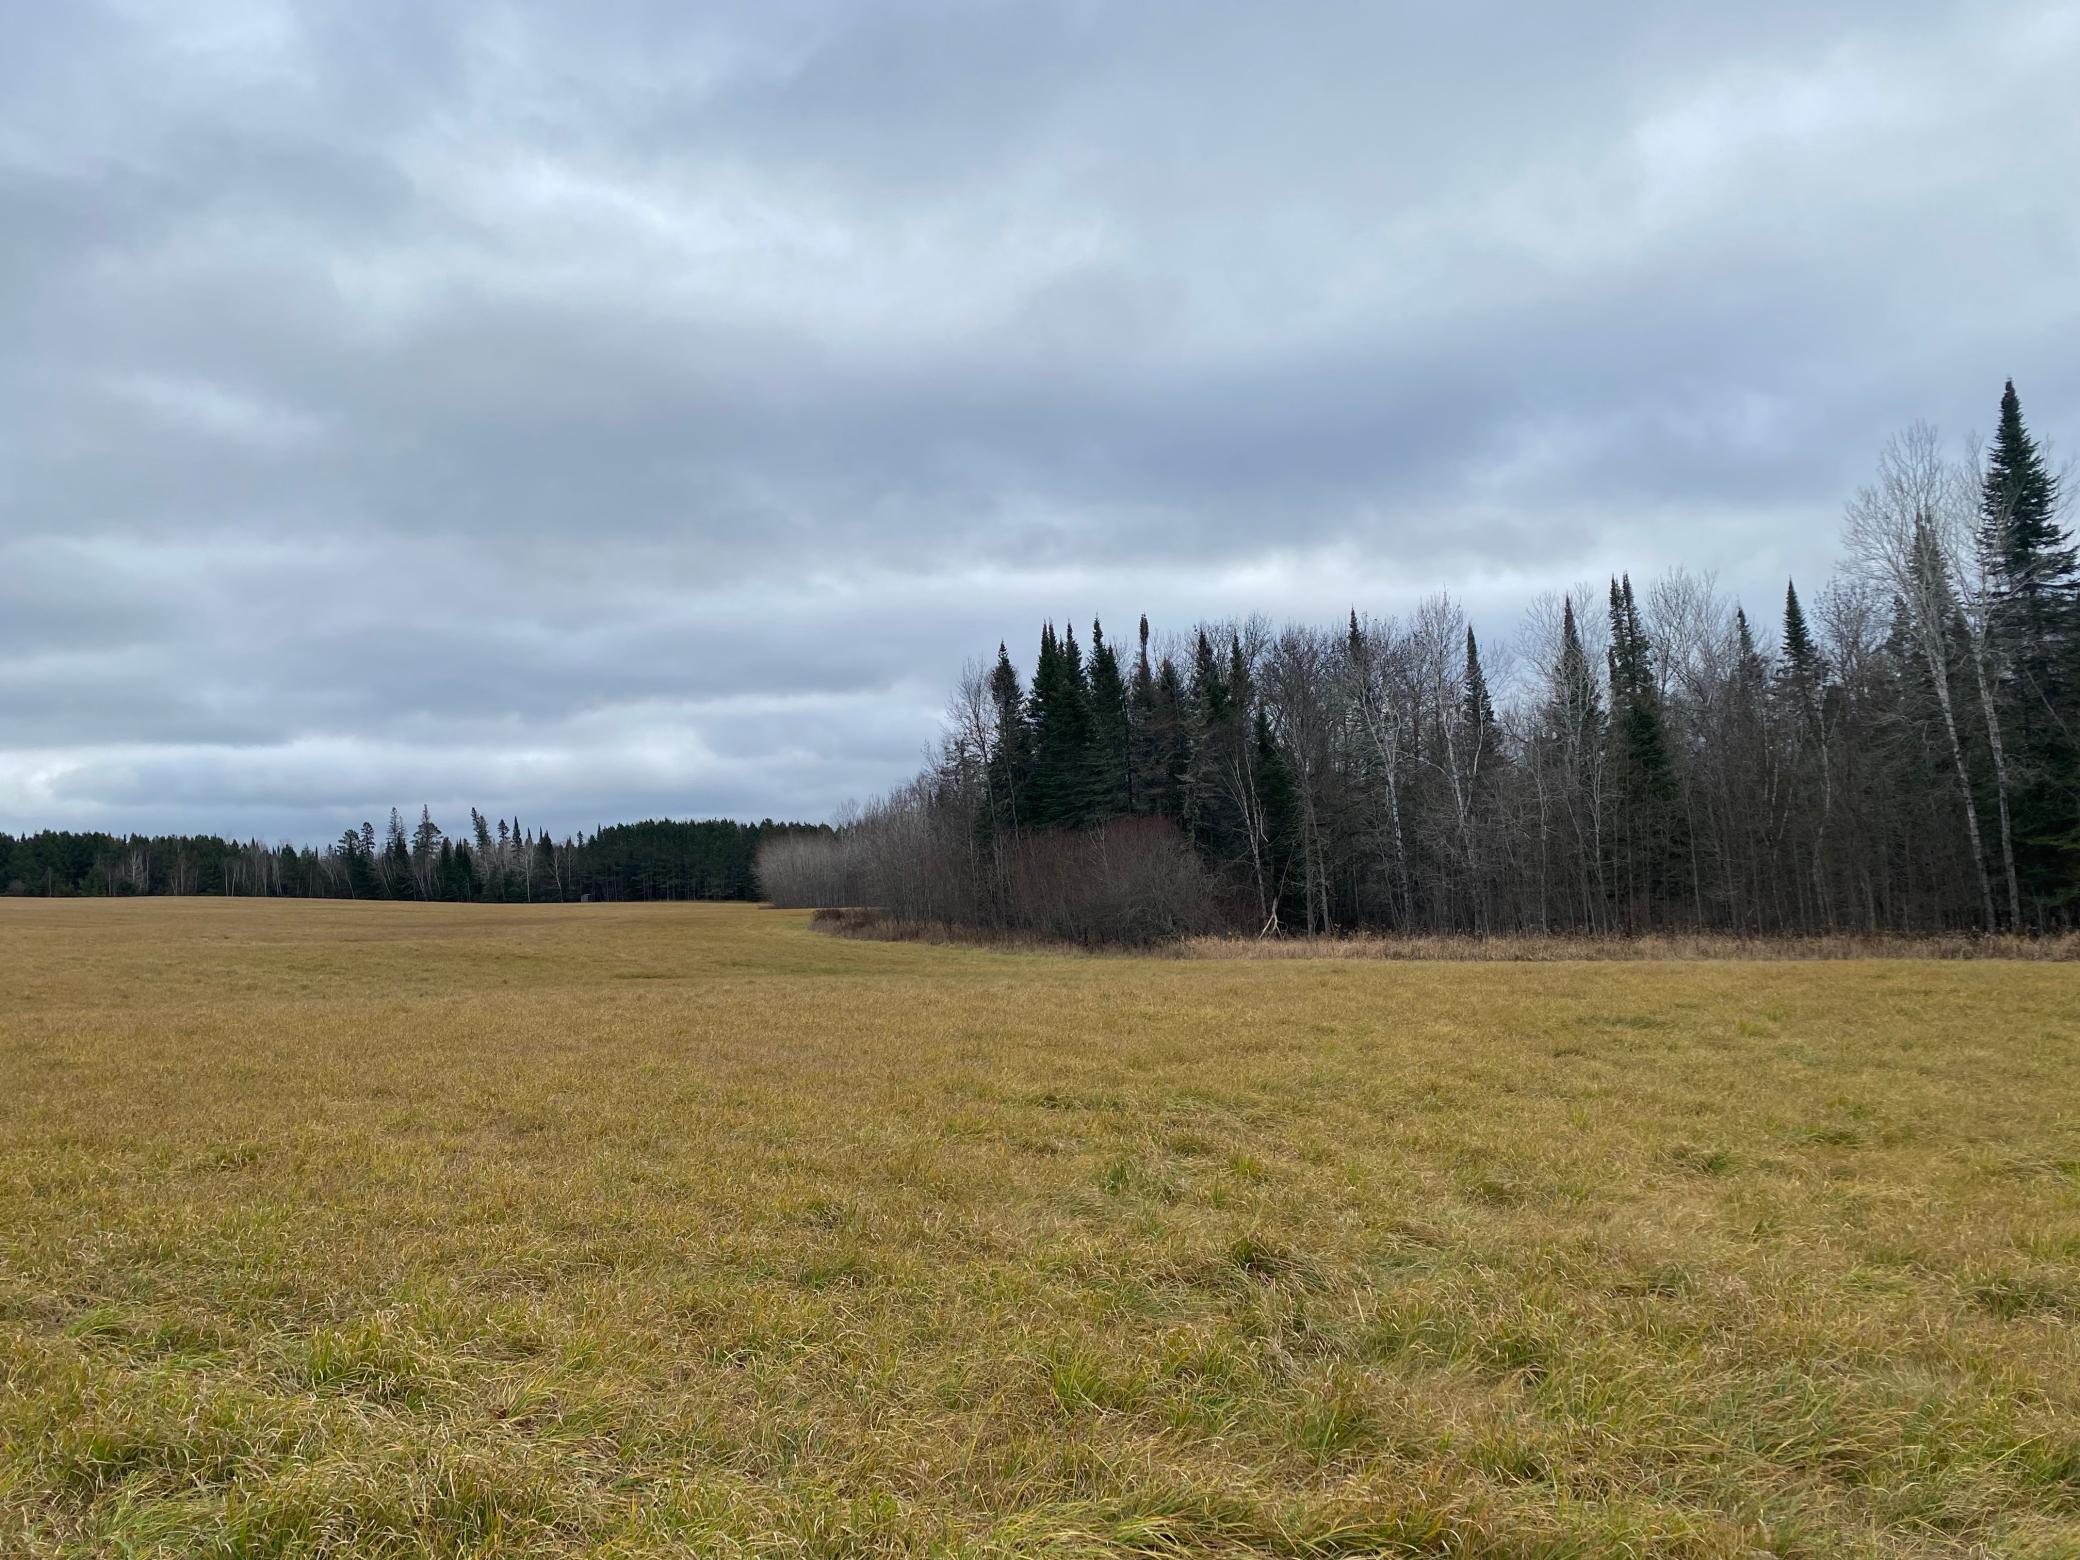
<box><xmin>1976</xmin><ymin>380</ymin><xmax>2079</xmax><ymax>917</ymax></box>
<box><xmin>1778</xmin><ymin>580</ymin><xmax>1826</xmax><ymax>725</ymax></box>
<box><xmin>1026</xmin><ymin>622</ymin><xmax>1098</xmax><ymax>827</ymax></box>
<box><xmin>1145</xmin><ymin>653</ymin><xmax>1190</xmax><ymax>823</ymax></box>
<box><xmin>1184</xmin><ymin>630</ymin><xmax>1246</xmax><ymax>864</ymax></box>
<box><xmin>1978</xmin><ymin>380</ymin><xmax>2073</xmax><ymax>626</ymax></box>
<box><xmin>1606</xmin><ymin>576</ymin><xmax>1686</xmax><ymax>925</ymax></box>
<box><xmin>1128</xmin><ymin>615</ymin><xmax>1159</xmax><ymax>814</ymax></box>
<box><xmin>1086</xmin><ymin>619</ymin><xmax>1132</xmax><ymax>820</ymax></box>
<box><xmin>1462</xmin><ymin>627</ymin><xmax>1497</xmax><ymax>755</ymax></box>
<box><xmin>985</xmin><ymin>642</ymin><xmax>1030</xmax><ymax>838</ymax></box>
<box><xmin>1555</xmin><ymin>597</ymin><xmax>1603</xmax><ymax>742</ymax></box>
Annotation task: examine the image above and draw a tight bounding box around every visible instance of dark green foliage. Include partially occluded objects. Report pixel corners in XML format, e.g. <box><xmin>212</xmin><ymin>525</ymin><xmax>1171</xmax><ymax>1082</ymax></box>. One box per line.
<box><xmin>1553</xmin><ymin>596</ymin><xmax>1604</xmax><ymax>746</ymax></box>
<box><xmin>1462</xmin><ymin>627</ymin><xmax>1499</xmax><ymax>786</ymax></box>
<box><xmin>1129</xmin><ymin>624</ymin><xmax>1190</xmax><ymax>824</ymax></box>
<box><xmin>1976</xmin><ymin>382</ymin><xmax>2080</xmax><ymax>915</ymax></box>
<box><xmin>1024</xmin><ymin>622</ymin><xmax>1099</xmax><ymax>828</ymax></box>
<box><xmin>1183</xmin><ymin>631</ymin><xmax>1249</xmax><ymax>869</ymax></box>
<box><xmin>1978</xmin><ymin>380</ymin><xmax>2072</xmax><ymax>621</ymax></box>
<box><xmin>985</xmin><ymin>643</ymin><xmax>1031</xmax><ymax>839</ymax></box>
<box><xmin>1</xmin><ymin>818</ymin><xmax>816</xmax><ymax>903</ymax></box>
<box><xmin>1606</xmin><ymin>576</ymin><xmax>1688</xmax><ymax>925</ymax></box>
<box><xmin>1086</xmin><ymin>620</ymin><xmax>1132</xmax><ymax>821</ymax></box>
<box><xmin>1777</xmin><ymin>580</ymin><xmax>1826</xmax><ymax>726</ymax></box>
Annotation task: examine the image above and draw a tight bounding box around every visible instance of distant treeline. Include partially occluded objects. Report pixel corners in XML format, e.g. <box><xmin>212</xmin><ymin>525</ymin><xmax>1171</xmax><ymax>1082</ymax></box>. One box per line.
<box><xmin>759</xmin><ymin>383</ymin><xmax>2080</xmax><ymax>942</ymax></box>
<box><xmin>2</xmin><ymin>815</ymin><xmax>827</xmax><ymax>902</ymax></box>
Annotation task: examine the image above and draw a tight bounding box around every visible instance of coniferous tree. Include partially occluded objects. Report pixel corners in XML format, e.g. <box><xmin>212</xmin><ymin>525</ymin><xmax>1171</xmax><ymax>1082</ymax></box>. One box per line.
<box><xmin>1127</xmin><ymin>615</ymin><xmax>1159</xmax><ymax>814</ymax></box>
<box><xmin>985</xmin><ymin>643</ymin><xmax>1030</xmax><ymax>840</ymax></box>
<box><xmin>1976</xmin><ymin>381</ymin><xmax>2079</xmax><ymax>916</ymax></box>
<box><xmin>1147</xmin><ymin>653</ymin><xmax>1190</xmax><ymax>822</ymax></box>
<box><xmin>1087</xmin><ymin>619</ymin><xmax>1132</xmax><ymax>820</ymax></box>
<box><xmin>384</xmin><ymin>808</ymin><xmax>412</xmax><ymax>898</ymax></box>
<box><xmin>1538</xmin><ymin>596</ymin><xmax>1607</xmax><ymax>926</ymax></box>
<box><xmin>1183</xmin><ymin>630</ymin><xmax>1232</xmax><ymax>853</ymax></box>
<box><xmin>1978</xmin><ymin>380</ymin><xmax>2073</xmax><ymax>633</ymax></box>
<box><xmin>1462</xmin><ymin>628</ymin><xmax>1497</xmax><ymax>766</ymax></box>
<box><xmin>1458</xmin><ymin>627</ymin><xmax>1504</xmax><ymax>927</ymax></box>
<box><xmin>410</xmin><ymin>806</ymin><xmax>444</xmax><ymax>899</ymax></box>
<box><xmin>1778</xmin><ymin>580</ymin><xmax>1826</xmax><ymax>726</ymax></box>
<box><xmin>335</xmin><ymin>828</ymin><xmax>368</xmax><ymax>897</ymax></box>
<box><xmin>1718</xmin><ymin>606</ymin><xmax>1777</xmax><ymax>924</ymax></box>
<box><xmin>1772</xmin><ymin>579</ymin><xmax>1840</xmax><ymax>921</ymax></box>
<box><xmin>1606</xmin><ymin>575</ymin><xmax>1686</xmax><ymax>925</ymax></box>
<box><xmin>534</xmin><ymin>831</ymin><xmax>558</xmax><ymax>900</ymax></box>
<box><xmin>1027</xmin><ymin>622</ymin><xmax>1098</xmax><ymax>827</ymax></box>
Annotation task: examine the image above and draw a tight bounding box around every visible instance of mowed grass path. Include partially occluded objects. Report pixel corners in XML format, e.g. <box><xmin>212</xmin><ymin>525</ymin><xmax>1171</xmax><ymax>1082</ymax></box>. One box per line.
<box><xmin>1</xmin><ymin>902</ymin><xmax>2076</xmax><ymax>1558</ymax></box>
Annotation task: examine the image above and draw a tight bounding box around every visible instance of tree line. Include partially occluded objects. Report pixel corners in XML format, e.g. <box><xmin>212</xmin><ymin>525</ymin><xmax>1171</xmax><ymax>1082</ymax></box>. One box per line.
<box><xmin>758</xmin><ymin>383</ymin><xmax>2079</xmax><ymax>941</ymax></box>
<box><xmin>3</xmin><ymin>814</ymin><xmax>825</xmax><ymax>903</ymax></box>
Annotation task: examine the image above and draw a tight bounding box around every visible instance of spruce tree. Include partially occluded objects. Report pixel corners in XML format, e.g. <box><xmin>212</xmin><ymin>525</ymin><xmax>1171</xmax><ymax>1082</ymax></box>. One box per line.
<box><xmin>1026</xmin><ymin>621</ymin><xmax>1097</xmax><ymax>827</ymax></box>
<box><xmin>1557</xmin><ymin>597</ymin><xmax>1601</xmax><ymax>735</ymax></box>
<box><xmin>1978</xmin><ymin>380</ymin><xmax>2072</xmax><ymax>624</ymax></box>
<box><xmin>534</xmin><ymin>832</ymin><xmax>557</xmax><ymax>900</ymax></box>
<box><xmin>1734</xmin><ymin>607</ymin><xmax>1766</xmax><ymax>698</ymax></box>
<box><xmin>1025</xmin><ymin>624</ymin><xmax>1062</xmax><ymax>826</ymax></box>
<box><xmin>1777</xmin><ymin>580</ymin><xmax>1826</xmax><ymax>728</ymax></box>
<box><xmin>1184</xmin><ymin>630</ymin><xmax>1242</xmax><ymax>860</ymax></box>
<box><xmin>1462</xmin><ymin>627</ymin><xmax>1497</xmax><ymax>754</ymax></box>
<box><xmin>1086</xmin><ymin>619</ymin><xmax>1132</xmax><ymax>820</ymax></box>
<box><xmin>1190</xmin><ymin>630</ymin><xmax>1229</xmax><ymax>727</ymax></box>
<box><xmin>986</xmin><ymin>643</ymin><xmax>1030</xmax><ymax>836</ymax></box>
<box><xmin>1605</xmin><ymin>576</ymin><xmax>1685</xmax><ymax>924</ymax></box>
<box><xmin>1458</xmin><ymin>627</ymin><xmax>1503</xmax><ymax>921</ymax></box>
<box><xmin>1127</xmin><ymin>615</ymin><xmax>1159</xmax><ymax>814</ymax></box>
<box><xmin>1147</xmin><ymin>653</ymin><xmax>1189</xmax><ymax>822</ymax></box>
<box><xmin>1059</xmin><ymin>621</ymin><xmax>1098</xmax><ymax>823</ymax></box>
<box><xmin>1976</xmin><ymin>381</ymin><xmax>2078</xmax><ymax>916</ymax></box>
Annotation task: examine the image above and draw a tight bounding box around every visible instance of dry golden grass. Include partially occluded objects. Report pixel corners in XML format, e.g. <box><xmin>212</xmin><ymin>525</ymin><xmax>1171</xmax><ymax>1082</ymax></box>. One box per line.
<box><xmin>1</xmin><ymin>898</ymin><xmax>2076</xmax><ymax>1558</ymax></box>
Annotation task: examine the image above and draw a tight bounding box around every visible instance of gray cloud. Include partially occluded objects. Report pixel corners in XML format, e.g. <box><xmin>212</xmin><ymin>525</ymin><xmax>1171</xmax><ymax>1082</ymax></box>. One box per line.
<box><xmin>3</xmin><ymin>0</ymin><xmax>2077</xmax><ymax>838</ymax></box>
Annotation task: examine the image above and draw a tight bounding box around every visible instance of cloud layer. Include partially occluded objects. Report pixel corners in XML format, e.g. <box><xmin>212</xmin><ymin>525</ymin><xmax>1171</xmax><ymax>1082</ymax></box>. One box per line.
<box><xmin>4</xmin><ymin>1</ymin><xmax>2077</xmax><ymax>838</ymax></box>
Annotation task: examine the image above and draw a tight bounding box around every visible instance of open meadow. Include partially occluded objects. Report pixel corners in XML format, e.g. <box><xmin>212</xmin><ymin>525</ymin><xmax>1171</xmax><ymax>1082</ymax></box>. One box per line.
<box><xmin>2</xmin><ymin>900</ymin><xmax>2077</xmax><ymax>1558</ymax></box>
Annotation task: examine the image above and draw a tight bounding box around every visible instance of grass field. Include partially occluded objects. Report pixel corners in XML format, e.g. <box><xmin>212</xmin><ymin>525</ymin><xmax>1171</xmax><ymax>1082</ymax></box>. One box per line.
<box><xmin>2</xmin><ymin>900</ymin><xmax>2077</xmax><ymax>1558</ymax></box>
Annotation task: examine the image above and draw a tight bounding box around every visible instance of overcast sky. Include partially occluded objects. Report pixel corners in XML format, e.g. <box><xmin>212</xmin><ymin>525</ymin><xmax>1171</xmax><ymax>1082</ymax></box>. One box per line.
<box><xmin>3</xmin><ymin>2</ymin><xmax>2076</xmax><ymax>841</ymax></box>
